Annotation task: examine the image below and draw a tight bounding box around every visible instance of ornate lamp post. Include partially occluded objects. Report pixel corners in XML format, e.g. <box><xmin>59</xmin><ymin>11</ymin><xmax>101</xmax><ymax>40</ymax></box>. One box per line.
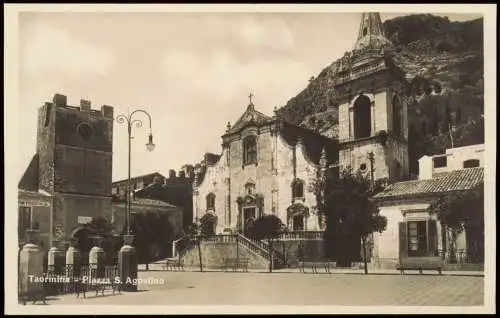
<box><xmin>116</xmin><ymin>109</ymin><xmax>155</xmax><ymax>291</ymax></box>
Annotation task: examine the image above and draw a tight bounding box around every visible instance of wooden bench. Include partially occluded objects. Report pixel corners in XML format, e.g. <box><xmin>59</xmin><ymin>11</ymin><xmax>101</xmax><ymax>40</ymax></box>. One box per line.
<box><xmin>223</xmin><ymin>258</ymin><xmax>249</xmax><ymax>272</ymax></box>
<box><xmin>298</xmin><ymin>261</ymin><xmax>336</xmax><ymax>273</ymax></box>
<box><xmin>397</xmin><ymin>257</ymin><xmax>444</xmax><ymax>275</ymax></box>
<box><xmin>163</xmin><ymin>258</ymin><xmax>185</xmax><ymax>271</ymax></box>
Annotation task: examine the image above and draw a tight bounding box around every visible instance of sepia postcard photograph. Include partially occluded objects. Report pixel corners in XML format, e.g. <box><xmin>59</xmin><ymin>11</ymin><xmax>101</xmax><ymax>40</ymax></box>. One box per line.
<box><xmin>4</xmin><ymin>3</ymin><xmax>496</xmax><ymax>315</ymax></box>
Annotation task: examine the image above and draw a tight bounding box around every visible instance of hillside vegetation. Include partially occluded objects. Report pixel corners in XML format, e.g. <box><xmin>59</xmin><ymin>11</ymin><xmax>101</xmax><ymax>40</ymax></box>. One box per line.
<box><xmin>277</xmin><ymin>14</ymin><xmax>484</xmax><ymax>176</ymax></box>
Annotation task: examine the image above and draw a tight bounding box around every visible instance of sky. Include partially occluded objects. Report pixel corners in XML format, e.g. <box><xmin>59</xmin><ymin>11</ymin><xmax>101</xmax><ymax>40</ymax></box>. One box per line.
<box><xmin>16</xmin><ymin>10</ymin><xmax>483</xmax><ymax>182</ymax></box>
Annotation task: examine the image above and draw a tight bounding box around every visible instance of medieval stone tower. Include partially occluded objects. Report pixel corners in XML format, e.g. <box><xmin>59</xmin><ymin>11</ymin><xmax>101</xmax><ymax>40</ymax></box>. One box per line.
<box><xmin>334</xmin><ymin>12</ymin><xmax>409</xmax><ymax>183</ymax></box>
<box><xmin>36</xmin><ymin>93</ymin><xmax>114</xmax><ymax>243</ymax></box>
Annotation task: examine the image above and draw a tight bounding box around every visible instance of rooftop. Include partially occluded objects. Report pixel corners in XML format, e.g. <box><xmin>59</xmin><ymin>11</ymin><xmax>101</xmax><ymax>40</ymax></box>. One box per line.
<box><xmin>373</xmin><ymin>167</ymin><xmax>484</xmax><ymax>201</ymax></box>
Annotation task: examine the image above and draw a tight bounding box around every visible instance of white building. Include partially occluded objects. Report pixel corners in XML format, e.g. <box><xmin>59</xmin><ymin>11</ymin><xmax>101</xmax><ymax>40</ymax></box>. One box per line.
<box><xmin>372</xmin><ymin>144</ymin><xmax>485</xmax><ymax>269</ymax></box>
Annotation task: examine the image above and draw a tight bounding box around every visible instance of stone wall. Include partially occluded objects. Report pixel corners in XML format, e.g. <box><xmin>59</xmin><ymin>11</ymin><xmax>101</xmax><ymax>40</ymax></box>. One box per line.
<box><xmin>52</xmin><ymin>193</ymin><xmax>112</xmax><ymax>241</ymax></box>
<box><xmin>181</xmin><ymin>241</ymin><xmax>269</xmax><ymax>270</ymax></box>
<box><xmin>37</xmin><ymin>102</ymin><xmax>56</xmax><ymax>193</ymax></box>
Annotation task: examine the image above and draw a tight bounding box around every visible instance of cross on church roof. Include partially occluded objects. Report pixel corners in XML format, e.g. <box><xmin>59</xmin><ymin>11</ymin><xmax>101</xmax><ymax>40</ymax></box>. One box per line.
<box><xmin>248</xmin><ymin>93</ymin><xmax>254</xmax><ymax>105</ymax></box>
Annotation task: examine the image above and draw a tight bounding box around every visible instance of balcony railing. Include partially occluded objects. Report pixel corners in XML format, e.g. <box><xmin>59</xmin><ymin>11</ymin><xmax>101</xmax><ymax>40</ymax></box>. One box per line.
<box><xmin>437</xmin><ymin>249</ymin><xmax>483</xmax><ymax>264</ymax></box>
<box><xmin>278</xmin><ymin>231</ymin><xmax>324</xmax><ymax>241</ymax></box>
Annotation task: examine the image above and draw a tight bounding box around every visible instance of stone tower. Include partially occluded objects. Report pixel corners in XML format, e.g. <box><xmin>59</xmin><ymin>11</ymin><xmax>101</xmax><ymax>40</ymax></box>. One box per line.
<box><xmin>37</xmin><ymin>93</ymin><xmax>114</xmax><ymax>242</ymax></box>
<box><xmin>334</xmin><ymin>12</ymin><xmax>409</xmax><ymax>182</ymax></box>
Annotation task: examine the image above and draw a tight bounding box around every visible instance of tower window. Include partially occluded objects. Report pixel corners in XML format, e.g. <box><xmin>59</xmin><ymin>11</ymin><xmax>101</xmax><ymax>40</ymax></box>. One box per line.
<box><xmin>353</xmin><ymin>95</ymin><xmax>372</xmax><ymax>139</ymax></box>
<box><xmin>243</xmin><ymin>136</ymin><xmax>257</xmax><ymax>165</ymax></box>
<box><xmin>363</xmin><ymin>27</ymin><xmax>368</xmax><ymax>36</ymax></box>
<box><xmin>77</xmin><ymin>122</ymin><xmax>94</xmax><ymax>141</ymax></box>
<box><xmin>292</xmin><ymin>179</ymin><xmax>304</xmax><ymax>199</ymax></box>
<box><xmin>206</xmin><ymin>193</ymin><xmax>216</xmax><ymax>211</ymax></box>
<box><xmin>463</xmin><ymin>159</ymin><xmax>480</xmax><ymax>168</ymax></box>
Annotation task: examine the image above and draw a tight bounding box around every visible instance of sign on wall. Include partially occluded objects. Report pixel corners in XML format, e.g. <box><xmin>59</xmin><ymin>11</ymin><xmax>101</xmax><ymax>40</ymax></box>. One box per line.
<box><xmin>78</xmin><ymin>216</ymin><xmax>93</xmax><ymax>224</ymax></box>
<box><xmin>18</xmin><ymin>200</ymin><xmax>50</xmax><ymax>207</ymax></box>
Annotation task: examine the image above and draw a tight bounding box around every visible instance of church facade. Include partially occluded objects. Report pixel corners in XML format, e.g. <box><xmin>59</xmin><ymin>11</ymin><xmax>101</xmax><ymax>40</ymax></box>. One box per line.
<box><xmin>192</xmin><ymin>12</ymin><xmax>411</xmax><ymax>237</ymax></box>
<box><xmin>193</xmin><ymin>102</ymin><xmax>339</xmax><ymax>235</ymax></box>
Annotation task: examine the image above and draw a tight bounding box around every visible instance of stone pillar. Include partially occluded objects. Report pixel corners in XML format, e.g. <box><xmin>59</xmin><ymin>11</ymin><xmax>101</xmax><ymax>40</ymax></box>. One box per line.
<box><xmin>47</xmin><ymin>240</ymin><xmax>65</xmax><ymax>274</ymax></box>
<box><xmin>89</xmin><ymin>236</ymin><xmax>106</xmax><ymax>280</ymax></box>
<box><xmin>119</xmin><ymin>234</ymin><xmax>138</xmax><ymax>292</ymax></box>
<box><xmin>66</xmin><ymin>239</ymin><xmax>82</xmax><ymax>278</ymax></box>
<box><xmin>18</xmin><ymin>230</ymin><xmax>45</xmax><ymax>303</ymax></box>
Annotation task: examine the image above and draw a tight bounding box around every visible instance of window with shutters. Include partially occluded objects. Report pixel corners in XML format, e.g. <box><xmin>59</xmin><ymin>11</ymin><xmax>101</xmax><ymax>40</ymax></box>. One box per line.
<box><xmin>404</xmin><ymin>219</ymin><xmax>438</xmax><ymax>257</ymax></box>
<box><xmin>407</xmin><ymin>221</ymin><xmax>427</xmax><ymax>256</ymax></box>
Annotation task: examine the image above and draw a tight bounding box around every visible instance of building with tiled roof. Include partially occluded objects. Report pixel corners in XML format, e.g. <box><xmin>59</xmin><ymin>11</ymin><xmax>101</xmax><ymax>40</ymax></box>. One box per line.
<box><xmin>370</xmin><ymin>144</ymin><xmax>485</xmax><ymax>270</ymax></box>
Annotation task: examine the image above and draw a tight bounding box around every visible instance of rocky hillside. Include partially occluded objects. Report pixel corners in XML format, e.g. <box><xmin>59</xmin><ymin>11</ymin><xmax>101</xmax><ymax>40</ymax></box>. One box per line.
<box><xmin>277</xmin><ymin>14</ymin><xmax>484</xmax><ymax>175</ymax></box>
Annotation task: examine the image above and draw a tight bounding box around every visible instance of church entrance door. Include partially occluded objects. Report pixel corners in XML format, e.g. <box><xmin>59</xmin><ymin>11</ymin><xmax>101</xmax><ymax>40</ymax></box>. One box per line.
<box><xmin>243</xmin><ymin>207</ymin><xmax>256</xmax><ymax>236</ymax></box>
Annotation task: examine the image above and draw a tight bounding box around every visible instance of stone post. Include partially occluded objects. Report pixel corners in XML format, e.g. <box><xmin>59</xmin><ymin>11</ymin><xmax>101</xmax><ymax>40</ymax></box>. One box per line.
<box><xmin>66</xmin><ymin>239</ymin><xmax>82</xmax><ymax>278</ymax></box>
<box><xmin>89</xmin><ymin>236</ymin><xmax>106</xmax><ymax>280</ymax></box>
<box><xmin>119</xmin><ymin>234</ymin><xmax>138</xmax><ymax>292</ymax></box>
<box><xmin>47</xmin><ymin>240</ymin><xmax>65</xmax><ymax>275</ymax></box>
<box><xmin>18</xmin><ymin>229</ymin><xmax>44</xmax><ymax>303</ymax></box>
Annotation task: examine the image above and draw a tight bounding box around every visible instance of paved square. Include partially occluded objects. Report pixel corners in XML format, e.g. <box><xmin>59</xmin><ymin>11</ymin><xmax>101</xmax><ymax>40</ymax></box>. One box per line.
<box><xmin>46</xmin><ymin>271</ymin><xmax>483</xmax><ymax>306</ymax></box>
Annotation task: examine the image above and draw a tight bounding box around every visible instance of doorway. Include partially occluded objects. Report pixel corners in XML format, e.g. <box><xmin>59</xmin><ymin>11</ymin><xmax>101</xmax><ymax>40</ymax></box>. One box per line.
<box><xmin>243</xmin><ymin>207</ymin><xmax>256</xmax><ymax>236</ymax></box>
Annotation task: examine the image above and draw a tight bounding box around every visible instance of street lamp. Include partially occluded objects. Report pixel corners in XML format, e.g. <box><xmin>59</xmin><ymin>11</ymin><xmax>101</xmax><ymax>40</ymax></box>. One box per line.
<box><xmin>116</xmin><ymin>110</ymin><xmax>155</xmax><ymax>235</ymax></box>
<box><xmin>115</xmin><ymin>109</ymin><xmax>155</xmax><ymax>292</ymax></box>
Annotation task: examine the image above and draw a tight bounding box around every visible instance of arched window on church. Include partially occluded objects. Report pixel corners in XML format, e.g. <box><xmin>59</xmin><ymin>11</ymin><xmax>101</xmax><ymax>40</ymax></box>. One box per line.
<box><xmin>392</xmin><ymin>95</ymin><xmax>403</xmax><ymax>136</ymax></box>
<box><xmin>206</xmin><ymin>193</ymin><xmax>215</xmax><ymax>211</ymax></box>
<box><xmin>243</xmin><ymin>136</ymin><xmax>257</xmax><ymax>165</ymax></box>
<box><xmin>353</xmin><ymin>95</ymin><xmax>372</xmax><ymax>139</ymax></box>
<box><xmin>292</xmin><ymin>179</ymin><xmax>304</xmax><ymax>199</ymax></box>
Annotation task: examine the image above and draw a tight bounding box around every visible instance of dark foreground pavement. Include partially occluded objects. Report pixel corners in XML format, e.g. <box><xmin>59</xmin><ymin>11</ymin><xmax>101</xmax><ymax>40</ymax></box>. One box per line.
<box><xmin>44</xmin><ymin>270</ymin><xmax>483</xmax><ymax>306</ymax></box>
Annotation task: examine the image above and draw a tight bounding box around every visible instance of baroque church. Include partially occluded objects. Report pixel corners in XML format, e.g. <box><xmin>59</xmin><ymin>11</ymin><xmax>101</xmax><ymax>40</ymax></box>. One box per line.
<box><xmin>192</xmin><ymin>12</ymin><xmax>410</xmax><ymax>235</ymax></box>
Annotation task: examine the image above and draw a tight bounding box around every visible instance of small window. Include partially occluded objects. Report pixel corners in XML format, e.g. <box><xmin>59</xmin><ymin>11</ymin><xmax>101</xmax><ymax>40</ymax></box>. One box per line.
<box><xmin>243</xmin><ymin>136</ymin><xmax>257</xmax><ymax>165</ymax></box>
<box><xmin>433</xmin><ymin>156</ymin><xmax>447</xmax><ymax>168</ymax></box>
<box><xmin>463</xmin><ymin>159</ymin><xmax>480</xmax><ymax>168</ymax></box>
<box><xmin>363</xmin><ymin>27</ymin><xmax>368</xmax><ymax>36</ymax></box>
<box><xmin>292</xmin><ymin>180</ymin><xmax>304</xmax><ymax>199</ymax></box>
<box><xmin>206</xmin><ymin>193</ymin><xmax>216</xmax><ymax>211</ymax></box>
<box><xmin>245</xmin><ymin>182</ymin><xmax>255</xmax><ymax>195</ymax></box>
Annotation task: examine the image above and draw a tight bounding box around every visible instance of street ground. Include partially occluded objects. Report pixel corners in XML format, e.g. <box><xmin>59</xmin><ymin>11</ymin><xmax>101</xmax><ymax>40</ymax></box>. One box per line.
<box><xmin>42</xmin><ymin>270</ymin><xmax>483</xmax><ymax>306</ymax></box>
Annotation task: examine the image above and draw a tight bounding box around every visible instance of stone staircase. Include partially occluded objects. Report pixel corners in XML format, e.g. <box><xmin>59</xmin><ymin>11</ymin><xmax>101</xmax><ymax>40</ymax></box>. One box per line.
<box><xmin>173</xmin><ymin>234</ymin><xmax>288</xmax><ymax>270</ymax></box>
